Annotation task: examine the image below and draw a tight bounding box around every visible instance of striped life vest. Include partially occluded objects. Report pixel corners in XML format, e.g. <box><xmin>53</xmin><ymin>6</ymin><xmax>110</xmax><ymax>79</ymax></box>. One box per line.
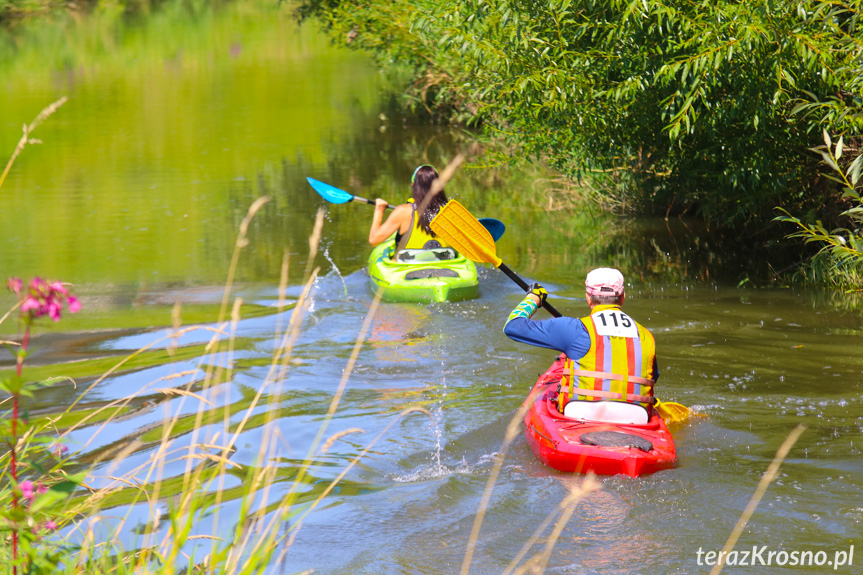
<box><xmin>557</xmin><ymin>305</ymin><xmax>657</xmax><ymax>412</ymax></box>
<box><xmin>396</xmin><ymin>199</ymin><xmax>449</xmax><ymax>250</ymax></box>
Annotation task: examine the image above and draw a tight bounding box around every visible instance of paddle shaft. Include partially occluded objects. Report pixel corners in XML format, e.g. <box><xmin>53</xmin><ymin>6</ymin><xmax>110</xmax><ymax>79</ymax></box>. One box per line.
<box><xmin>498</xmin><ymin>263</ymin><xmax>563</xmax><ymax>318</ymax></box>
<box><xmin>353</xmin><ymin>195</ymin><xmax>395</xmax><ymax>210</ymax></box>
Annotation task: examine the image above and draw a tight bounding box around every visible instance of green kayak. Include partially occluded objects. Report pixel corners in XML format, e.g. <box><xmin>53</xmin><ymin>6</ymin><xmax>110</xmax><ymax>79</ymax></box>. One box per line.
<box><xmin>368</xmin><ymin>241</ymin><xmax>479</xmax><ymax>303</ymax></box>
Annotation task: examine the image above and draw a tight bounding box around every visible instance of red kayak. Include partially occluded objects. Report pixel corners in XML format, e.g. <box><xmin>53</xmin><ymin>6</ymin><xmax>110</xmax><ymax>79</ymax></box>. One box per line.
<box><xmin>522</xmin><ymin>354</ymin><xmax>677</xmax><ymax>477</ymax></box>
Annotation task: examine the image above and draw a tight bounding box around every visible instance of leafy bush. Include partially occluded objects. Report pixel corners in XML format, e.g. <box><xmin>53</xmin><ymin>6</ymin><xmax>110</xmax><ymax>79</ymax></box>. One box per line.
<box><xmin>776</xmin><ymin>131</ymin><xmax>863</xmax><ymax>291</ymax></box>
<box><xmin>298</xmin><ymin>0</ymin><xmax>863</xmax><ymax>229</ymax></box>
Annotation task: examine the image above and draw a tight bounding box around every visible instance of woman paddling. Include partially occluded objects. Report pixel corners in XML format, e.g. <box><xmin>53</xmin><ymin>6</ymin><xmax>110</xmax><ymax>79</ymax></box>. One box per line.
<box><xmin>368</xmin><ymin>165</ymin><xmax>450</xmax><ymax>251</ymax></box>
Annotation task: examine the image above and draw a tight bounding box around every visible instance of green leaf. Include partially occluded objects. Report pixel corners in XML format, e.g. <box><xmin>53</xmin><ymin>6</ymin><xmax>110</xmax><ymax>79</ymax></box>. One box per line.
<box><xmin>50</xmin><ymin>480</ymin><xmax>80</xmax><ymax>494</ymax></box>
<box><xmin>1</xmin><ymin>375</ymin><xmax>25</xmax><ymax>395</ymax></box>
<box><xmin>847</xmin><ymin>155</ymin><xmax>862</xmax><ymax>186</ymax></box>
<box><xmin>29</xmin><ymin>489</ymin><xmax>68</xmax><ymax>513</ymax></box>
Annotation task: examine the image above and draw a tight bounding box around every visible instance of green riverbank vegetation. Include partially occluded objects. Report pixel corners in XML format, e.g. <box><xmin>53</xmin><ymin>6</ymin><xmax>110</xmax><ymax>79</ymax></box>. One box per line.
<box><xmin>0</xmin><ymin>0</ymin><xmax>218</xmax><ymax>24</ymax></box>
<box><xmin>0</xmin><ymin>0</ymin><xmax>66</xmax><ymax>23</ymax></box>
<box><xmin>297</xmin><ymin>0</ymin><xmax>863</xmax><ymax>291</ymax></box>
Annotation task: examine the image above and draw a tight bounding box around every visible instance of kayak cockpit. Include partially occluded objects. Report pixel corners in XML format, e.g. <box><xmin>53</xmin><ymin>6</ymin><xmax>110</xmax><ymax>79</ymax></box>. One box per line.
<box><xmin>562</xmin><ymin>399</ymin><xmax>650</xmax><ymax>425</ymax></box>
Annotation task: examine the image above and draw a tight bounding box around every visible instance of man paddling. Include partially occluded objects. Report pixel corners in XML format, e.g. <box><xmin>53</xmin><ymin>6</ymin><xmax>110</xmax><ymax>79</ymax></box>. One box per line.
<box><xmin>503</xmin><ymin>268</ymin><xmax>659</xmax><ymax>422</ymax></box>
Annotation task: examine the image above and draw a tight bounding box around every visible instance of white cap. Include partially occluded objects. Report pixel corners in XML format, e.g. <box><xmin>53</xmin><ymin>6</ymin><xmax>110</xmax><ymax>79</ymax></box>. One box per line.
<box><xmin>585</xmin><ymin>268</ymin><xmax>624</xmax><ymax>296</ymax></box>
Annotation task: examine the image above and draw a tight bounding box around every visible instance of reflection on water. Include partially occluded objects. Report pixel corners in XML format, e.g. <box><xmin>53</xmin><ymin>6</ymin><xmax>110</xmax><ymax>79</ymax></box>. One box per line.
<box><xmin>1</xmin><ymin>3</ymin><xmax>862</xmax><ymax>574</ymax></box>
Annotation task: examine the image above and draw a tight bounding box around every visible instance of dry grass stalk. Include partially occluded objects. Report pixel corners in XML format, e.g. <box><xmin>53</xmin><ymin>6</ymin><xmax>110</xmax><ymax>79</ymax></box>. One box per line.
<box><xmin>219</xmin><ymin>195</ymin><xmax>271</xmax><ymax>322</ymax></box>
<box><xmin>168</xmin><ymin>300</ymin><xmax>183</xmax><ymax>359</ymax></box>
<box><xmin>203</xmin><ymin>297</ymin><xmax>248</xmax><ymax>556</ymax></box>
<box><xmin>501</xmin><ymin>475</ymin><xmax>595</xmax><ymax>575</ymax></box>
<box><xmin>460</xmin><ymin>384</ymin><xmax>545</xmax><ymax>575</ymax></box>
<box><xmin>226</xmin><ymin>268</ymin><xmax>319</xmax><ymax>455</ymax></box>
<box><xmin>222</xmin><ymin>256</ymin><xmax>320</xmax><ymax>560</ymax></box>
<box><xmin>320</xmin><ymin>427</ymin><xmax>365</xmax><ymax>454</ymax></box>
<box><xmin>61</xmin><ymin>324</ymin><xmax>224</xmax><ymax>426</ymax></box>
<box><xmin>285</xmin><ymin>407</ymin><xmax>434</xmax><ymax>549</ymax></box>
<box><xmin>274</xmin><ymin>248</ymin><xmax>290</xmax><ymax>338</ymax></box>
<box><xmin>708</xmin><ymin>424</ymin><xmax>807</xmax><ymax>575</ymax></box>
<box><xmin>154</xmin><ymin>369</ymin><xmax>202</xmax><ymax>383</ymax></box>
<box><xmin>305</xmin><ymin>208</ymin><xmax>325</xmax><ymax>281</ymax></box>
<box><xmin>159</xmin><ymin>197</ymin><xmax>286</xmax><ymax>569</ymax></box>
<box><xmin>513</xmin><ymin>475</ymin><xmax>601</xmax><ymax>575</ymax></box>
<box><xmin>210</xmin><ymin>212</ymin><xmax>326</xmax><ymax>571</ymax></box>
<box><xmin>0</xmin><ymin>300</ymin><xmax>23</xmax><ymax>329</ymax></box>
<box><xmin>155</xmin><ymin>388</ymin><xmax>213</xmax><ymax>406</ymax></box>
<box><xmin>5</xmin><ymin>191</ymin><xmax>438</xmax><ymax>572</ymax></box>
<box><xmin>0</xmin><ymin>96</ymin><xmax>67</xmax><ymax>190</ymax></box>
<box><xmin>280</xmin><ymin>288</ymin><xmax>383</xmax><ymax>511</ymax></box>
<box><xmin>62</xmin><ymin>196</ymin><xmax>278</xmax><ymax>570</ymax></box>
<box><xmin>103</xmin><ymin>440</ymin><xmax>144</xmax><ymax>478</ymax></box>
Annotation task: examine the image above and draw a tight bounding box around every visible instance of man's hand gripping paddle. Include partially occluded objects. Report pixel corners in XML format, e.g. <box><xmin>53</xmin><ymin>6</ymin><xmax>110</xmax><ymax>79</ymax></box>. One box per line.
<box><xmin>429</xmin><ymin>199</ymin><xmax>694</xmax><ymax>424</ymax></box>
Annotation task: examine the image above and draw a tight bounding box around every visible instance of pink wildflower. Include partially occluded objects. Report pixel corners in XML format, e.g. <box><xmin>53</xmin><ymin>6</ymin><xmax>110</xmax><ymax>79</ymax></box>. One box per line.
<box><xmin>20</xmin><ymin>480</ymin><xmax>35</xmax><ymax>502</ymax></box>
<box><xmin>6</xmin><ymin>276</ymin><xmax>82</xmax><ymax>321</ymax></box>
<box><xmin>67</xmin><ymin>295</ymin><xmax>81</xmax><ymax>313</ymax></box>
<box><xmin>29</xmin><ymin>277</ymin><xmax>48</xmax><ymax>292</ymax></box>
<box><xmin>6</xmin><ymin>277</ymin><xmax>22</xmax><ymax>296</ymax></box>
<box><xmin>48</xmin><ymin>281</ymin><xmax>68</xmax><ymax>296</ymax></box>
<box><xmin>36</xmin><ymin>483</ymin><xmax>48</xmax><ymax>496</ymax></box>
<box><xmin>47</xmin><ymin>300</ymin><xmax>62</xmax><ymax>322</ymax></box>
<box><xmin>43</xmin><ymin>520</ymin><xmax>58</xmax><ymax>531</ymax></box>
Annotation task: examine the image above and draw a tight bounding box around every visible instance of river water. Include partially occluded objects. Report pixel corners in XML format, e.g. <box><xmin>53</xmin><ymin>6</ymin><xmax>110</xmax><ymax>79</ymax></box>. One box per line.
<box><xmin>1</xmin><ymin>3</ymin><xmax>861</xmax><ymax>574</ymax></box>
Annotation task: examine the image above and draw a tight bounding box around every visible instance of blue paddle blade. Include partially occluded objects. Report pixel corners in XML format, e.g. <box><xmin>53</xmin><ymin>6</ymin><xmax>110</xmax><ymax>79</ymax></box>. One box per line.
<box><xmin>478</xmin><ymin>218</ymin><xmax>506</xmax><ymax>242</ymax></box>
<box><xmin>307</xmin><ymin>177</ymin><xmax>354</xmax><ymax>204</ymax></box>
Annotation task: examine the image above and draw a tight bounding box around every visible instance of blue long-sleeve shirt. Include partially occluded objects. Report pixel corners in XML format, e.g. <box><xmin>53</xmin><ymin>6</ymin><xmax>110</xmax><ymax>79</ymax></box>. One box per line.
<box><xmin>503</xmin><ymin>315</ymin><xmax>592</xmax><ymax>360</ymax></box>
<box><xmin>503</xmin><ymin>298</ymin><xmax>659</xmax><ymax>380</ymax></box>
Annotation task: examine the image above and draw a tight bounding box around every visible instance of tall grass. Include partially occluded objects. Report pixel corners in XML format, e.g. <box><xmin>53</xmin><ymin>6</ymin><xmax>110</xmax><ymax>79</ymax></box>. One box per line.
<box><xmin>0</xmin><ymin>96</ymin><xmax>66</xmax><ymax>190</ymax></box>
<box><xmin>708</xmin><ymin>425</ymin><xmax>807</xmax><ymax>575</ymax></box>
<box><xmin>1</xmin><ymin>114</ymin><xmax>607</xmax><ymax>571</ymax></box>
<box><xmin>2</xmin><ymin>101</ymin><xmax>819</xmax><ymax>573</ymax></box>
<box><xmin>1</xmin><ymin>197</ymin><xmax>603</xmax><ymax>574</ymax></box>
<box><xmin>1</xmin><ymin>195</ymin><xmax>426</xmax><ymax>572</ymax></box>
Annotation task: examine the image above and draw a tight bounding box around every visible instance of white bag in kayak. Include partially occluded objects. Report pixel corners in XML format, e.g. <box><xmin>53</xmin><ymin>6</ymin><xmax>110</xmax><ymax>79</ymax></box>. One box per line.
<box><xmin>563</xmin><ymin>400</ymin><xmax>650</xmax><ymax>425</ymax></box>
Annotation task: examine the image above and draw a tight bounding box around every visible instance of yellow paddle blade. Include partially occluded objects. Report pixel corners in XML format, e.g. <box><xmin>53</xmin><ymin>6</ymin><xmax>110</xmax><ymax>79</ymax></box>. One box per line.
<box><xmin>430</xmin><ymin>200</ymin><xmax>503</xmax><ymax>267</ymax></box>
<box><xmin>655</xmin><ymin>399</ymin><xmax>696</xmax><ymax>424</ymax></box>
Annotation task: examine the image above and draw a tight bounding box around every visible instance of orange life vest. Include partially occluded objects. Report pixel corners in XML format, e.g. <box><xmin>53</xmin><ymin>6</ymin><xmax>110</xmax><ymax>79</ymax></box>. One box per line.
<box><xmin>557</xmin><ymin>305</ymin><xmax>657</xmax><ymax>411</ymax></box>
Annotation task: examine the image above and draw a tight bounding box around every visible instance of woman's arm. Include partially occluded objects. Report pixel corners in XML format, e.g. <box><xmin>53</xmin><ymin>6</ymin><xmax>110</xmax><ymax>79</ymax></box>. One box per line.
<box><xmin>369</xmin><ymin>201</ymin><xmax>411</xmax><ymax>245</ymax></box>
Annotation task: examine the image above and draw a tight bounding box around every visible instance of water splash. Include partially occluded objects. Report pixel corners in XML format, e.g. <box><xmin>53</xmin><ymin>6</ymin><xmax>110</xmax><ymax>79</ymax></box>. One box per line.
<box><xmin>322</xmin><ymin>245</ymin><xmax>349</xmax><ymax>297</ymax></box>
<box><xmin>391</xmin><ymin>458</ymin><xmax>471</xmax><ymax>483</ymax></box>
<box><xmin>430</xmin><ymin>347</ymin><xmax>450</xmax><ymax>473</ymax></box>
<box><xmin>430</xmin><ymin>407</ymin><xmax>444</xmax><ymax>471</ymax></box>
